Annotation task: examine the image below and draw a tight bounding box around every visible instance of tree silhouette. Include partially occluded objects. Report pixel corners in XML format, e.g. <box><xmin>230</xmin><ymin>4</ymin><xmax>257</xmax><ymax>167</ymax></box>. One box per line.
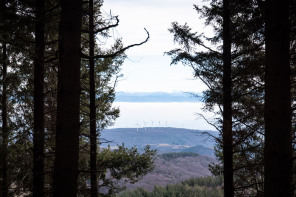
<box><xmin>53</xmin><ymin>0</ymin><xmax>82</xmax><ymax>196</ymax></box>
<box><xmin>264</xmin><ymin>0</ymin><xmax>292</xmax><ymax>196</ymax></box>
<box><xmin>33</xmin><ymin>0</ymin><xmax>45</xmax><ymax>196</ymax></box>
<box><xmin>222</xmin><ymin>0</ymin><xmax>234</xmax><ymax>196</ymax></box>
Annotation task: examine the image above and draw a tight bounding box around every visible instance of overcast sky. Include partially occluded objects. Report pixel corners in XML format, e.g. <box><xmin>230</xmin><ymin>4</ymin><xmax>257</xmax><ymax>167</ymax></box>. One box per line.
<box><xmin>102</xmin><ymin>0</ymin><xmax>211</xmax><ymax>93</ymax></box>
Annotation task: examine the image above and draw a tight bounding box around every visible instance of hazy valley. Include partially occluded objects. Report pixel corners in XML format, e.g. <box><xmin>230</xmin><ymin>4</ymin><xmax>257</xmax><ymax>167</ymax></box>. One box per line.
<box><xmin>101</xmin><ymin>127</ymin><xmax>218</xmax><ymax>157</ymax></box>
<box><xmin>101</xmin><ymin>127</ymin><xmax>218</xmax><ymax>191</ymax></box>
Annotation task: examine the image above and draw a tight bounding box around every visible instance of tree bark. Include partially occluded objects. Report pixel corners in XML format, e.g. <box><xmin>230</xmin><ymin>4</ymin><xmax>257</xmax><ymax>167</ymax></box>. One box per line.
<box><xmin>264</xmin><ymin>0</ymin><xmax>292</xmax><ymax>196</ymax></box>
<box><xmin>53</xmin><ymin>0</ymin><xmax>82</xmax><ymax>196</ymax></box>
<box><xmin>33</xmin><ymin>0</ymin><xmax>45</xmax><ymax>196</ymax></box>
<box><xmin>222</xmin><ymin>0</ymin><xmax>233</xmax><ymax>196</ymax></box>
<box><xmin>1</xmin><ymin>1</ymin><xmax>8</xmax><ymax>196</ymax></box>
<box><xmin>89</xmin><ymin>0</ymin><xmax>98</xmax><ymax>196</ymax></box>
<box><xmin>1</xmin><ymin>42</ymin><xmax>8</xmax><ymax>197</ymax></box>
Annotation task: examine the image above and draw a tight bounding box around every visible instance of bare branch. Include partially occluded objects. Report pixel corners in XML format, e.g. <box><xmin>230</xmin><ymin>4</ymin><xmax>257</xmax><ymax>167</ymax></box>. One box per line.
<box><xmin>82</xmin><ymin>16</ymin><xmax>119</xmax><ymax>34</ymax></box>
<box><xmin>81</xmin><ymin>28</ymin><xmax>150</xmax><ymax>59</ymax></box>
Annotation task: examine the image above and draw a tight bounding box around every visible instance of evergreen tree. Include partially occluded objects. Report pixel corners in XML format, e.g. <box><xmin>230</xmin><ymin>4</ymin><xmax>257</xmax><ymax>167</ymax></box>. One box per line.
<box><xmin>0</xmin><ymin>0</ymin><xmax>153</xmax><ymax>196</ymax></box>
<box><xmin>117</xmin><ymin>176</ymin><xmax>223</xmax><ymax>197</ymax></box>
<box><xmin>0</xmin><ymin>1</ymin><xmax>27</xmax><ymax>195</ymax></box>
<box><xmin>1</xmin><ymin>35</ymin><xmax>8</xmax><ymax>197</ymax></box>
<box><xmin>222</xmin><ymin>0</ymin><xmax>233</xmax><ymax>196</ymax></box>
<box><xmin>33</xmin><ymin>0</ymin><xmax>45</xmax><ymax>196</ymax></box>
<box><xmin>79</xmin><ymin>0</ymin><xmax>150</xmax><ymax>195</ymax></box>
<box><xmin>53</xmin><ymin>0</ymin><xmax>82</xmax><ymax>196</ymax></box>
<box><xmin>88</xmin><ymin>0</ymin><xmax>98</xmax><ymax>195</ymax></box>
<box><xmin>167</xmin><ymin>0</ymin><xmax>266</xmax><ymax>195</ymax></box>
<box><xmin>264</xmin><ymin>0</ymin><xmax>292</xmax><ymax>196</ymax></box>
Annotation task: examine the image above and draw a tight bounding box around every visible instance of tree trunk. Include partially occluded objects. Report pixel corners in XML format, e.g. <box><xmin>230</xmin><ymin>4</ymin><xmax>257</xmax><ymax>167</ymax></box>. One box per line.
<box><xmin>33</xmin><ymin>0</ymin><xmax>45</xmax><ymax>196</ymax></box>
<box><xmin>53</xmin><ymin>0</ymin><xmax>82</xmax><ymax>196</ymax></box>
<box><xmin>264</xmin><ymin>0</ymin><xmax>292</xmax><ymax>196</ymax></box>
<box><xmin>89</xmin><ymin>0</ymin><xmax>98</xmax><ymax>196</ymax></box>
<box><xmin>1</xmin><ymin>1</ymin><xmax>8</xmax><ymax>196</ymax></box>
<box><xmin>1</xmin><ymin>42</ymin><xmax>8</xmax><ymax>197</ymax></box>
<box><xmin>222</xmin><ymin>0</ymin><xmax>233</xmax><ymax>196</ymax></box>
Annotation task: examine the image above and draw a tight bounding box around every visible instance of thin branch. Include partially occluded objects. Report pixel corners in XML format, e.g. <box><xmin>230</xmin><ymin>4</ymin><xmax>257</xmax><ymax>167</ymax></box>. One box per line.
<box><xmin>81</xmin><ymin>28</ymin><xmax>150</xmax><ymax>59</ymax></box>
<box><xmin>82</xmin><ymin>16</ymin><xmax>120</xmax><ymax>34</ymax></box>
<box><xmin>94</xmin><ymin>16</ymin><xmax>119</xmax><ymax>33</ymax></box>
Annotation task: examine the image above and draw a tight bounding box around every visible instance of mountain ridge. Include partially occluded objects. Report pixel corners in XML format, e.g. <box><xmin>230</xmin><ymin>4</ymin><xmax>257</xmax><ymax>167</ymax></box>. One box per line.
<box><xmin>115</xmin><ymin>92</ymin><xmax>202</xmax><ymax>102</ymax></box>
<box><xmin>101</xmin><ymin>127</ymin><xmax>218</xmax><ymax>157</ymax></box>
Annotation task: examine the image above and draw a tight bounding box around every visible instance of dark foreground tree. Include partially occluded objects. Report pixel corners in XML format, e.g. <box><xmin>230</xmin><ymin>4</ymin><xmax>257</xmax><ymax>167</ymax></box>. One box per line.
<box><xmin>167</xmin><ymin>0</ymin><xmax>267</xmax><ymax>195</ymax></box>
<box><xmin>79</xmin><ymin>0</ymin><xmax>149</xmax><ymax>194</ymax></box>
<box><xmin>222</xmin><ymin>0</ymin><xmax>233</xmax><ymax>196</ymax></box>
<box><xmin>0</xmin><ymin>0</ymin><xmax>153</xmax><ymax>196</ymax></box>
<box><xmin>53</xmin><ymin>0</ymin><xmax>82</xmax><ymax>196</ymax></box>
<box><xmin>88</xmin><ymin>0</ymin><xmax>97</xmax><ymax>194</ymax></box>
<box><xmin>264</xmin><ymin>0</ymin><xmax>292</xmax><ymax>196</ymax></box>
<box><xmin>1</xmin><ymin>1</ymin><xmax>8</xmax><ymax>196</ymax></box>
<box><xmin>1</xmin><ymin>40</ymin><xmax>8</xmax><ymax>197</ymax></box>
<box><xmin>33</xmin><ymin>0</ymin><xmax>45</xmax><ymax>196</ymax></box>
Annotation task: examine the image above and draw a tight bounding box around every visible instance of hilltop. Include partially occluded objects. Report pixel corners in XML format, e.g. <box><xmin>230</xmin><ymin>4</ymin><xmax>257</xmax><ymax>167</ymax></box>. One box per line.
<box><xmin>100</xmin><ymin>128</ymin><xmax>218</xmax><ymax>192</ymax></box>
<box><xmin>101</xmin><ymin>127</ymin><xmax>218</xmax><ymax>157</ymax></box>
<box><xmin>123</xmin><ymin>152</ymin><xmax>216</xmax><ymax>191</ymax></box>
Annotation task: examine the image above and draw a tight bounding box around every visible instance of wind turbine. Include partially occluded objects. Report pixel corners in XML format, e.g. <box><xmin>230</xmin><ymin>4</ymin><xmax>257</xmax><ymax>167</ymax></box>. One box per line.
<box><xmin>136</xmin><ymin>122</ymin><xmax>139</xmax><ymax>132</ymax></box>
<box><xmin>143</xmin><ymin>121</ymin><xmax>147</xmax><ymax>130</ymax></box>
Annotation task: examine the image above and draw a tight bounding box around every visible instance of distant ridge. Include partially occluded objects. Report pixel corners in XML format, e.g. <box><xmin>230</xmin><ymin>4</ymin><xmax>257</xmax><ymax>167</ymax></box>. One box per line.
<box><xmin>101</xmin><ymin>127</ymin><xmax>218</xmax><ymax>157</ymax></box>
<box><xmin>114</xmin><ymin>92</ymin><xmax>202</xmax><ymax>102</ymax></box>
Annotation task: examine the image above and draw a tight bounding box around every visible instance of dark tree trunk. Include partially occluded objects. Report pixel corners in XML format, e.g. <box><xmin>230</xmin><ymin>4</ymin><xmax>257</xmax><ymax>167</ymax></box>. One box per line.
<box><xmin>222</xmin><ymin>0</ymin><xmax>233</xmax><ymax>196</ymax></box>
<box><xmin>1</xmin><ymin>2</ymin><xmax>8</xmax><ymax>196</ymax></box>
<box><xmin>1</xmin><ymin>42</ymin><xmax>8</xmax><ymax>197</ymax></box>
<box><xmin>33</xmin><ymin>0</ymin><xmax>45</xmax><ymax>196</ymax></box>
<box><xmin>264</xmin><ymin>0</ymin><xmax>292</xmax><ymax>196</ymax></box>
<box><xmin>89</xmin><ymin>0</ymin><xmax>98</xmax><ymax>196</ymax></box>
<box><xmin>53</xmin><ymin>0</ymin><xmax>82</xmax><ymax>196</ymax></box>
